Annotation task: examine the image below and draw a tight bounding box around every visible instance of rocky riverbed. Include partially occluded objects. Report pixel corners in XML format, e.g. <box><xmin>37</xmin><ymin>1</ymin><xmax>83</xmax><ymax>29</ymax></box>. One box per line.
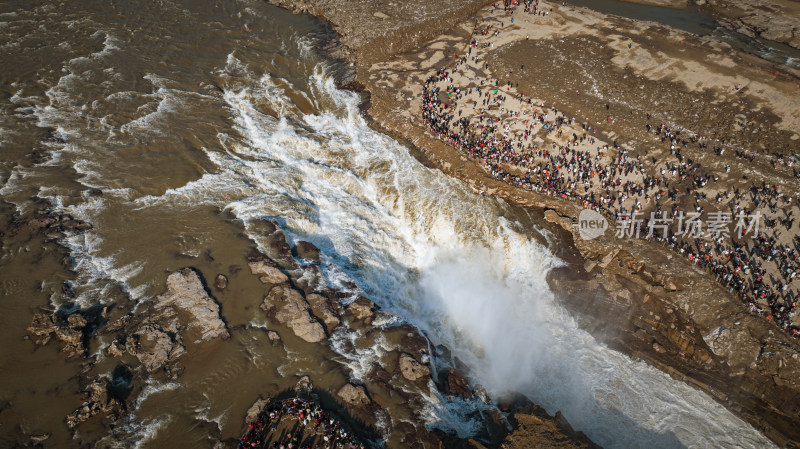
<box><xmin>20</xmin><ymin>205</ymin><xmax>594</xmax><ymax>447</ymax></box>
<box><xmin>696</xmin><ymin>0</ymin><xmax>800</xmax><ymax>50</ymax></box>
<box><xmin>266</xmin><ymin>0</ymin><xmax>800</xmax><ymax>446</ymax></box>
<box><xmin>4</xmin><ymin>0</ymin><xmax>800</xmax><ymax>447</ymax></box>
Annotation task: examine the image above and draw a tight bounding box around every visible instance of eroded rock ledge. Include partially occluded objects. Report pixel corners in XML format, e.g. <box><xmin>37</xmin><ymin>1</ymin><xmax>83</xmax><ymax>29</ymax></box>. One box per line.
<box><xmin>26</xmin><ymin>208</ymin><xmax>597</xmax><ymax>447</ymax></box>
<box><xmin>112</xmin><ymin>268</ymin><xmax>230</xmax><ymax>374</ymax></box>
<box><xmin>28</xmin><ymin>268</ymin><xmax>230</xmax><ymax>429</ymax></box>
<box><xmin>236</xmin><ymin>220</ymin><xmax>596</xmax><ymax>448</ymax></box>
<box><xmin>695</xmin><ymin>0</ymin><xmax>800</xmax><ymax>50</ymax></box>
<box><xmin>266</xmin><ymin>0</ymin><xmax>800</xmax><ymax>446</ymax></box>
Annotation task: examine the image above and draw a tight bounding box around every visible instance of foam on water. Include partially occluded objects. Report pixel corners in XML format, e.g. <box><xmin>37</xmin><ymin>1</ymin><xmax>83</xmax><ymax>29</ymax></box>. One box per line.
<box><xmin>134</xmin><ymin>379</ymin><xmax>181</xmax><ymax>408</ymax></box>
<box><xmin>92</xmin><ymin>379</ymin><xmax>181</xmax><ymax>448</ymax></box>
<box><xmin>95</xmin><ymin>415</ymin><xmax>172</xmax><ymax>449</ymax></box>
<box><xmin>192</xmin><ymin>51</ymin><xmax>775</xmax><ymax>448</ymax></box>
<box><xmin>1</xmin><ymin>10</ymin><xmax>779</xmax><ymax>446</ymax></box>
<box><xmin>40</xmin><ymin>189</ymin><xmax>150</xmax><ymax>306</ymax></box>
<box><xmin>193</xmin><ymin>392</ymin><xmax>229</xmax><ymax>435</ymax></box>
<box><xmin>419</xmin><ymin>392</ymin><xmax>488</xmax><ymax>438</ymax></box>
<box><xmin>2</xmin><ymin>22</ymin><xmax>158</xmax><ymax>309</ymax></box>
<box><xmin>329</xmin><ymin>327</ymin><xmax>394</xmax><ymax>382</ymax></box>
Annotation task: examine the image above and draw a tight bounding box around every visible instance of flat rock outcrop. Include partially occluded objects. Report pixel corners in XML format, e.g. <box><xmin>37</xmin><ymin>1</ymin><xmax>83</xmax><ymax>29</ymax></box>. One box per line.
<box><xmin>125</xmin><ymin>320</ymin><xmax>186</xmax><ymax>372</ymax></box>
<box><xmin>110</xmin><ymin>268</ymin><xmax>228</xmax><ymax>373</ymax></box>
<box><xmin>261</xmin><ymin>285</ymin><xmax>327</xmax><ymax>343</ymax></box>
<box><xmin>156</xmin><ymin>269</ymin><xmax>229</xmax><ymax>342</ymax></box>
<box><xmin>398</xmin><ymin>352</ymin><xmax>431</xmax><ymax>382</ymax></box>
<box><xmin>336</xmin><ymin>383</ymin><xmax>371</xmax><ymax>408</ymax></box>
<box><xmin>305</xmin><ymin>293</ymin><xmax>341</xmax><ymax>331</ymax></box>
<box><xmin>248</xmin><ymin>260</ymin><xmax>289</xmax><ymax>285</ymax></box>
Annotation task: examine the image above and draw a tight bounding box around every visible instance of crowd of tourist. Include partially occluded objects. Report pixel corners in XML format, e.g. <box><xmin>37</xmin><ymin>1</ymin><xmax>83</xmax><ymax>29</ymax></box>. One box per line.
<box><xmin>239</xmin><ymin>396</ymin><xmax>366</xmax><ymax>449</ymax></box>
<box><xmin>421</xmin><ymin>0</ymin><xmax>799</xmax><ymax>336</ymax></box>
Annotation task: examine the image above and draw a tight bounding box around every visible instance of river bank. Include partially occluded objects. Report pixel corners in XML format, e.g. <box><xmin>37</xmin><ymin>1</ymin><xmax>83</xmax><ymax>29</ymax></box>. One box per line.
<box><xmin>267</xmin><ymin>0</ymin><xmax>800</xmax><ymax>446</ymax></box>
<box><xmin>2</xmin><ymin>0</ymin><xmax>798</xmax><ymax>447</ymax></box>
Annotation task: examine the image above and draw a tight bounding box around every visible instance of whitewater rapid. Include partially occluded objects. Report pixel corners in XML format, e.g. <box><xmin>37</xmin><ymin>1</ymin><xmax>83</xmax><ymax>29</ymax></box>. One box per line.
<box><xmin>0</xmin><ymin>3</ymin><xmax>776</xmax><ymax>444</ymax></box>
<box><xmin>131</xmin><ymin>47</ymin><xmax>775</xmax><ymax>448</ymax></box>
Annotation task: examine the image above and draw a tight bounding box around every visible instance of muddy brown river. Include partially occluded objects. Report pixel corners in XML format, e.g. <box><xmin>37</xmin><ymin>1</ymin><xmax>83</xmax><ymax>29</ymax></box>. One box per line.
<box><xmin>0</xmin><ymin>0</ymin><xmax>781</xmax><ymax>448</ymax></box>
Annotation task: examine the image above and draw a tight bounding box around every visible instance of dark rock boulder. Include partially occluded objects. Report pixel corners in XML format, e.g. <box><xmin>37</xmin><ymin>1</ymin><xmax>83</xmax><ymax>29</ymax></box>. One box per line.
<box><xmin>473</xmin><ymin>384</ymin><xmax>491</xmax><ymax>404</ymax></box>
<box><xmin>482</xmin><ymin>408</ymin><xmax>510</xmax><ymax>445</ymax></box>
<box><xmin>443</xmin><ymin>369</ymin><xmax>472</xmax><ymax>399</ymax></box>
<box><xmin>294</xmin><ymin>241</ymin><xmax>321</xmax><ymax>262</ymax></box>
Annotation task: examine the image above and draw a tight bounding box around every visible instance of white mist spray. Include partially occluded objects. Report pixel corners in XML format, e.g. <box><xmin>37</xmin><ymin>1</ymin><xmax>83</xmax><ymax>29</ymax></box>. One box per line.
<box><xmin>141</xmin><ymin>44</ymin><xmax>776</xmax><ymax>449</ymax></box>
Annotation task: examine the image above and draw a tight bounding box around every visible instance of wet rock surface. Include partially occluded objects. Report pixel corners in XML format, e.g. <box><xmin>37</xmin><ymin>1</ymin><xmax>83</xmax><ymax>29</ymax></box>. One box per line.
<box><xmin>245</xmin><ymin>397</ymin><xmax>269</xmax><ymax>424</ymax></box>
<box><xmin>294</xmin><ymin>240</ymin><xmax>321</xmax><ymax>261</ymax></box>
<box><xmin>261</xmin><ymin>284</ymin><xmax>327</xmax><ymax>343</ymax></box>
<box><xmin>398</xmin><ymin>352</ymin><xmax>431</xmax><ymax>382</ymax></box>
<box><xmin>261</xmin><ymin>0</ymin><xmax>800</xmax><ymax>445</ymax></box>
<box><xmin>248</xmin><ymin>260</ymin><xmax>289</xmax><ymax>285</ymax></box>
<box><xmin>65</xmin><ymin>378</ymin><xmax>123</xmax><ymax>429</ymax></box>
<box><xmin>124</xmin><ymin>320</ymin><xmax>186</xmax><ymax>373</ymax></box>
<box><xmin>306</xmin><ymin>292</ymin><xmax>341</xmax><ymax>331</ymax></box>
<box><xmin>240</xmin><ymin>242</ymin><xmax>586</xmax><ymax>449</ymax></box>
<box><xmin>345</xmin><ymin>296</ymin><xmax>376</xmax><ymax>324</ymax></box>
<box><xmin>214</xmin><ymin>273</ymin><xmax>228</xmax><ymax>290</ymax></box>
<box><xmin>8</xmin><ymin>208</ymin><xmax>92</xmax><ymax>239</ymax></box>
<box><xmin>695</xmin><ymin>0</ymin><xmax>800</xmax><ymax>49</ymax></box>
<box><xmin>155</xmin><ymin>268</ymin><xmax>229</xmax><ymax>342</ymax></box>
<box><xmin>85</xmin><ymin>268</ymin><xmax>230</xmax><ymax>377</ymax></box>
<box><xmin>28</xmin><ymin>311</ymin><xmax>88</xmax><ymax>358</ymax></box>
<box><xmin>267</xmin><ymin>330</ymin><xmax>282</xmax><ymax>344</ymax></box>
<box><xmin>443</xmin><ymin>369</ymin><xmax>473</xmax><ymax>399</ymax></box>
<box><xmin>336</xmin><ymin>383</ymin><xmax>371</xmax><ymax>407</ymax></box>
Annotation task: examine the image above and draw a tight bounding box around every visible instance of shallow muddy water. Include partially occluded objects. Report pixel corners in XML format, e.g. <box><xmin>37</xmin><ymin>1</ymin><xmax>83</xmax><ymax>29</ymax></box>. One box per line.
<box><xmin>0</xmin><ymin>1</ymin><xmax>780</xmax><ymax>448</ymax></box>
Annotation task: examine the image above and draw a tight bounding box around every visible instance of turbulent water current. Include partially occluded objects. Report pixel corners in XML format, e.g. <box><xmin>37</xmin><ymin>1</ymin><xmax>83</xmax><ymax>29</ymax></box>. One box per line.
<box><xmin>0</xmin><ymin>1</ymin><xmax>779</xmax><ymax>448</ymax></box>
